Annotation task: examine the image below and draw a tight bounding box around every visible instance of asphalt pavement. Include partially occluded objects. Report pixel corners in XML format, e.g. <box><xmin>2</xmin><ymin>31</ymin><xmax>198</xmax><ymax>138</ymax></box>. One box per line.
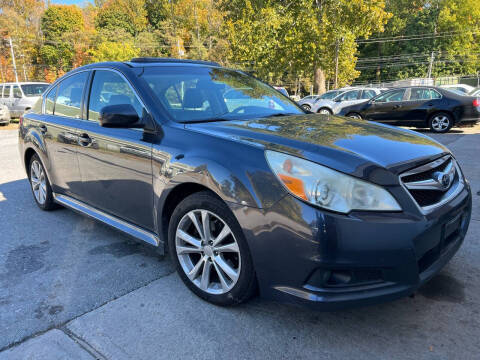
<box><xmin>0</xmin><ymin>125</ymin><xmax>479</xmax><ymax>359</ymax></box>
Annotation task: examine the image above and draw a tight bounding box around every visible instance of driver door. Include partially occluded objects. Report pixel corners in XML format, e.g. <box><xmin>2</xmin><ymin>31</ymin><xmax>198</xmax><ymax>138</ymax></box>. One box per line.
<box><xmin>74</xmin><ymin>69</ymin><xmax>155</xmax><ymax>231</ymax></box>
<box><xmin>364</xmin><ymin>89</ymin><xmax>407</xmax><ymax>123</ymax></box>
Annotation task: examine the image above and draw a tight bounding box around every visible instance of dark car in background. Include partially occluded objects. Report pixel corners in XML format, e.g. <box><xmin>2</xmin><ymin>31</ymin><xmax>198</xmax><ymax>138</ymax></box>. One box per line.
<box><xmin>339</xmin><ymin>86</ymin><xmax>480</xmax><ymax>133</ymax></box>
<box><xmin>19</xmin><ymin>59</ymin><xmax>472</xmax><ymax>310</ymax></box>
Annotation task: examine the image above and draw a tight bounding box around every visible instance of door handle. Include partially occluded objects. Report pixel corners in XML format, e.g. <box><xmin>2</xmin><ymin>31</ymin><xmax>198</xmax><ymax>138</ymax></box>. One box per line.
<box><xmin>427</xmin><ymin>103</ymin><xmax>434</xmax><ymax>107</ymax></box>
<box><xmin>78</xmin><ymin>133</ymin><xmax>92</xmax><ymax>147</ymax></box>
<box><xmin>39</xmin><ymin>125</ymin><xmax>47</xmax><ymax>134</ymax></box>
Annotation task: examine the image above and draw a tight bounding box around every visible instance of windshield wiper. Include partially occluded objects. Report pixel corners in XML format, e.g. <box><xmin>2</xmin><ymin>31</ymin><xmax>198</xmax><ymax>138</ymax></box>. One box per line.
<box><xmin>263</xmin><ymin>112</ymin><xmax>297</xmax><ymax>118</ymax></box>
<box><xmin>180</xmin><ymin>117</ymin><xmax>236</xmax><ymax>124</ymax></box>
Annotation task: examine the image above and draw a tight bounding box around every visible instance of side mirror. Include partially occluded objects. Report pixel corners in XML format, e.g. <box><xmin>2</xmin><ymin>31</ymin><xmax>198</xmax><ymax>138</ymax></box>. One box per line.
<box><xmin>99</xmin><ymin>104</ymin><xmax>143</xmax><ymax>128</ymax></box>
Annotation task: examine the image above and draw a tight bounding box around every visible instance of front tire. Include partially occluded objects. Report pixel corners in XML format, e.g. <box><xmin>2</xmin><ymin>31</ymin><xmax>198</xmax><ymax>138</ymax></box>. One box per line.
<box><xmin>429</xmin><ymin>112</ymin><xmax>453</xmax><ymax>133</ymax></box>
<box><xmin>28</xmin><ymin>154</ymin><xmax>56</xmax><ymax>210</ymax></box>
<box><xmin>168</xmin><ymin>191</ymin><xmax>257</xmax><ymax>306</ymax></box>
<box><xmin>347</xmin><ymin>112</ymin><xmax>362</xmax><ymax>119</ymax></box>
<box><xmin>301</xmin><ymin>104</ymin><xmax>311</xmax><ymax>111</ymax></box>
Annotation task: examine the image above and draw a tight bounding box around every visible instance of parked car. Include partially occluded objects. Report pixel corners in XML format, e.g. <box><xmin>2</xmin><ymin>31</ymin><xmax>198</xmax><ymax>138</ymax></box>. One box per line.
<box><xmin>0</xmin><ymin>104</ymin><xmax>10</xmax><ymax>125</ymax></box>
<box><xmin>469</xmin><ymin>87</ymin><xmax>480</xmax><ymax>97</ymax></box>
<box><xmin>298</xmin><ymin>90</ymin><xmax>345</xmax><ymax>111</ymax></box>
<box><xmin>19</xmin><ymin>58</ymin><xmax>472</xmax><ymax>310</ymax></box>
<box><xmin>339</xmin><ymin>86</ymin><xmax>480</xmax><ymax>133</ymax></box>
<box><xmin>440</xmin><ymin>84</ymin><xmax>475</xmax><ymax>94</ymax></box>
<box><xmin>311</xmin><ymin>87</ymin><xmax>384</xmax><ymax>115</ymax></box>
<box><xmin>273</xmin><ymin>86</ymin><xmax>289</xmax><ymax>97</ymax></box>
<box><xmin>0</xmin><ymin>82</ymin><xmax>49</xmax><ymax>118</ymax></box>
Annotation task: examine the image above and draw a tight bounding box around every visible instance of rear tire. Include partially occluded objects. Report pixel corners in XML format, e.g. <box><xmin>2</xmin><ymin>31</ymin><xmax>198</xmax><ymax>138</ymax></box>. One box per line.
<box><xmin>301</xmin><ymin>104</ymin><xmax>311</xmax><ymax>111</ymax></box>
<box><xmin>28</xmin><ymin>154</ymin><xmax>57</xmax><ymax>211</ymax></box>
<box><xmin>168</xmin><ymin>191</ymin><xmax>257</xmax><ymax>306</ymax></box>
<box><xmin>429</xmin><ymin>112</ymin><xmax>453</xmax><ymax>133</ymax></box>
<box><xmin>318</xmin><ymin>107</ymin><xmax>332</xmax><ymax>115</ymax></box>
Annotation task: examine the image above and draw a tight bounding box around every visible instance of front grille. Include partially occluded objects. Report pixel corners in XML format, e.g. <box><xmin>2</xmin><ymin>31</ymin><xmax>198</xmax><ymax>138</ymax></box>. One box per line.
<box><xmin>400</xmin><ymin>155</ymin><xmax>463</xmax><ymax>212</ymax></box>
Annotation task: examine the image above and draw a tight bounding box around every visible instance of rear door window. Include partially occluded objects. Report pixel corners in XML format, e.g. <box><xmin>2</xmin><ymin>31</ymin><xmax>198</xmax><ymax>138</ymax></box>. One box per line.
<box><xmin>375</xmin><ymin>89</ymin><xmax>406</xmax><ymax>103</ymax></box>
<box><xmin>361</xmin><ymin>90</ymin><xmax>377</xmax><ymax>99</ymax></box>
<box><xmin>409</xmin><ymin>88</ymin><xmax>431</xmax><ymax>101</ymax></box>
<box><xmin>13</xmin><ymin>85</ymin><xmax>23</xmax><ymax>98</ymax></box>
<box><xmin>55</xmin><ymin>72</ymin><xmax>88</xmax><ymax>118</ymax></box>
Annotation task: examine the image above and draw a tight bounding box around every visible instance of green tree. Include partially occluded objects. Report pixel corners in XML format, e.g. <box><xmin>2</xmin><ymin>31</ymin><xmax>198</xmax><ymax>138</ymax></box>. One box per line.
<box><xmin>357</xmin><ymin>0</ymin><xmax>480</xmax><ymax>83</ymax></box>
<box><xmin>95</xmin><ymin>0</ymin><xmax>148</xmax><ymax>36</ymax></box>
<box><xmin>39</xmin><ymin>5</ymin><xmax>85</xmax><ymax>73</ymax></box>
<box><xmin>224</xmin><ymin>0</ymin><xmax>391</xmax><ymax>93</ymax></box>
<box><xmin>89</xmin><ymin>41</ymin><xmax>140</xmax><ymax>62</ymax></box>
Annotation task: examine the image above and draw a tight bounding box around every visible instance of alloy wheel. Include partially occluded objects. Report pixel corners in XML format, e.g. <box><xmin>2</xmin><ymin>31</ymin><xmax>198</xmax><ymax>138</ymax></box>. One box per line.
<box><xmin>431</xmin><ymin>115</ymin><xmax>450</xmax><ymax>132</ymax></box>
<box><xmin>319</xmin><ymin>108</ymin><xmax>331</xmax><ymax>115</ymax></box>
<box><xmin>175</xmin><ymin>209</ymin><xmax>241</xmax><ymax>295</ymax></box>
<box><xmin>301</xmin><ymin>104</ymin><xmax>311</xmax><ymax>111</ymax></box>
<box><xmin>30</xmin><ymin>160</ymin><xmax>47</xmax><ymax>205</ymax></box>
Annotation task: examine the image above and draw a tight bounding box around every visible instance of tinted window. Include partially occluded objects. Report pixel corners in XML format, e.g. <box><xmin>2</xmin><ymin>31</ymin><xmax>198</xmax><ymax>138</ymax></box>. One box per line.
<box><xmin>55</xmin><ymin>72</ymin><xmax>88</xmax><ymax>118</ymax></box>
<box><xmin>88</xmin><ymin>70</ymin><xmax>143</xmax><ymax>122</ymax></box>
<box><xmin>429</xmin><ymin>89</ymin><xmax>442</xmax><ymax>99</ymax></box>
<box><xmin>3</xmin><ymin>85</ymin><xmax>10</xmax><ymax>98</ymax></box>
<box><xmin>13</xmin><ymin>85</ymin><xmax>22</xmax><ymax>98</ymax></box>
<box><xmin>361</xmin><ymin>90</ymin><xmax>377</xmax><ymax>99</ymax></box>
<box><xmin>409</xmin><ymin>88</ymin><xmax>431</xmax><ymax>101</ymax></box>
<box><xmin>375</xmin><ymin>89</ymin><xmax>405</xmax><ymax>103</ymax></box>
<box><xmin>21</xmin><ymin>84</ymin><xmax>49</xmax><ymax>97</ymax></box>
<box><xmin>143</xmin><ymin>66</ymin><xmax>302</xmax><ymax>122</ymax></box>
<box><xmin>45</xmin><ymin>86</ymin><xmax>57</xmax><ymax>115</ymax></box>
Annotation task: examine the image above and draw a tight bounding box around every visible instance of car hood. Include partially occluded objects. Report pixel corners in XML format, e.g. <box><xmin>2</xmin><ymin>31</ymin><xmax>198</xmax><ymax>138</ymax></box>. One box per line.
<box><xmin>186</xmin><ymin>114</ymin><xmax>449</xmax><ymax>183</ymax></box>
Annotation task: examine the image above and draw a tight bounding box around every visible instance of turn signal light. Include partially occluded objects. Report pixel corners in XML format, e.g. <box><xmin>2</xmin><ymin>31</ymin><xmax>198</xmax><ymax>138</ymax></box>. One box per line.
<box><xmin>278</xmin><ymin>174</ymin><xmax>308</xmax><ymax>200</ymax></box>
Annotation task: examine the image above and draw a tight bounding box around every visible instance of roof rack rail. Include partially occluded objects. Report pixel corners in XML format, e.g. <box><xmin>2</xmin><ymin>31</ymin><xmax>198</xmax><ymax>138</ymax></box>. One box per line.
<box><xmin>129</xmin><ymin>57</ymin><xmax>220</xmax><ymax>66</ymax></box>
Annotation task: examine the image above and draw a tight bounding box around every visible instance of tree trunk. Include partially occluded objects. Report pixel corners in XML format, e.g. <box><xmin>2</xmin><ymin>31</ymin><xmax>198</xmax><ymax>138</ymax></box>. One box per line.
<box><xmin>314</xmin><ymin>67</ymin><xmax>326</xmax><ymax>95</ymax></box>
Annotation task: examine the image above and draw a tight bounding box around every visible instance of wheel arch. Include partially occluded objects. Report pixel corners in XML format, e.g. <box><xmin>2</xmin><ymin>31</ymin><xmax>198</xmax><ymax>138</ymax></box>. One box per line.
<box><xmin>158</xmin><ymin>182</ymin><xmax>224</xmax><ymax>251</ymax></box>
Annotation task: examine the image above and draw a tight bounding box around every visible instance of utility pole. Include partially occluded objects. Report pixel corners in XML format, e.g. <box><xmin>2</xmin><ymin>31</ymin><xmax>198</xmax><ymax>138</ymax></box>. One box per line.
<box><xmin>334</xmin><ymin>39</ymin><xmax>339</xmax><ymax>89</ymax></box>
<box><xmin>427</xmin><ymin>51</ymin><xmax>435</xmax><ymax>79</ymax></box>
<box><xmin>7</xmin><ymin>37</ymin><xmax>19</xmax><ymax>83</ymax></box>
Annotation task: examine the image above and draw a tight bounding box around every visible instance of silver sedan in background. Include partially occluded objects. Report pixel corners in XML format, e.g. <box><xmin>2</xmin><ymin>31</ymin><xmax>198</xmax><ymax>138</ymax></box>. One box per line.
<box><xmin>310</xmin><ymin>87</ymin><xmax>386</xmax><ymax>115</ymax></box>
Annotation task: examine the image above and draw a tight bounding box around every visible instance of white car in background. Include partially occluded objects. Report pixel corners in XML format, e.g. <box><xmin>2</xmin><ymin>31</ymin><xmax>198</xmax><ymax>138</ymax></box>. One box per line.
<box><xmin>0</xmin><ymin>104</ymin><xmax>10</xmax><ymax>125</ymax></box>
<box><xmin>0</xmin><ymin>82</ymin><xmax>49</xmax><ymax>117</ymax></box>
<box><xmin>440</xmin><ymin>84</ymin><xmax>475</xmax><ymax>95</ymax></box>
<box><xmin>311</xmin><ymin>88</ymin><xmax>386</xmax><ymax>115</ymax></box>
<box><xmin>298</xmin><ymin>89</ymin><xmax>346</xmax><ymax>111</ymax></box>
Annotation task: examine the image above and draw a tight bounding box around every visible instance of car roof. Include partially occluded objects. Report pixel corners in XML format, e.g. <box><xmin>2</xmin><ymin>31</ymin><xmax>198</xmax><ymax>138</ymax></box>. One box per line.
<box><xmin>0</xmin><ymin>82</ymin><xmax>49</xmax><ymax>85</ymax></box>
<box><xmin>73</xmin><ymin>58</ymin><xmax>221</xmax><ymax>72</ymax></box>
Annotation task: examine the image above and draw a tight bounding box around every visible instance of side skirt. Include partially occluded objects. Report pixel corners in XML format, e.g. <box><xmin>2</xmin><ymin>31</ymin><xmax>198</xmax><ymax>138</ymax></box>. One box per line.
<box><xmin>53</xmin><ymin>193</ymin><xmax>163</xmax><ymax>252</ymax></box>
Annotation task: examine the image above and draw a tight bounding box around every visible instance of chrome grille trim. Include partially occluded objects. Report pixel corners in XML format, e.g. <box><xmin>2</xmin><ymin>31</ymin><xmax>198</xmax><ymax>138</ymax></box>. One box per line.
<box><xmin>403</xmin><ymin>157</ymin><xmax>455</xmax><ymax>191</ymax></box>
<box><xmin>399</xmin><ymin>156</ymin><xmax>465</xmax><ymax>214</ymax></box>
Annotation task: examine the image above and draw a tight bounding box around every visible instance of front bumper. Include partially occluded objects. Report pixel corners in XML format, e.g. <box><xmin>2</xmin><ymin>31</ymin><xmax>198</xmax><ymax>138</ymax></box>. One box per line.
<box><xmin>231</xmin><ymin>182</ymin><xmax>472</xmax><ymax>310</ymax></box>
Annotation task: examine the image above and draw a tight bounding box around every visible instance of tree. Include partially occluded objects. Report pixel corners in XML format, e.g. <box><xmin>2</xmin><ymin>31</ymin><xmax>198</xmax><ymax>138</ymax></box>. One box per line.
<box><xmin>39</xmin><ymin>5</ymin><xmax>85</xmax><ymax>74</ymax></box>
<box><xmin>357</xmin><ymin>0</ymin><xmax>480</xmax><ymax>83</ymax></box>
<box><xmin>224</xmin><ymin>0</ymin><xmax>391</xmax><ymax>93</ymax></box>
<box><xmin>89</xmin><ymin>41</ymin><xmax>140</xmax><ymax>62</ymax></box>
<box><xmin>95</xmin><ymin>0</ymin><xmax>148</xmax><ymax>36</ymax></box>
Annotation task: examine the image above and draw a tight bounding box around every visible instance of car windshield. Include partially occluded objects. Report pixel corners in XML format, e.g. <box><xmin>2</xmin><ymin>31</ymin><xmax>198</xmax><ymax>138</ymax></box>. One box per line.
<box><xmin>142</xmin><ymin>66</ymin><xmax>303</xmax><ymax>123</ymax></box>
<box><xmin>21</xmin><ymin>84</ymin><xmax>49</xmax><ymax>97</ymax></box>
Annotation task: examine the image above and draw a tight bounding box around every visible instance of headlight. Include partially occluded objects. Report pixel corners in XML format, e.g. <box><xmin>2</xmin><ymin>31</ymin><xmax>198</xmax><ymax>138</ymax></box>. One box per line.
<box><xmin>265</xmin><ymin>150</ymin><xmax>401</xmax><ymax>213</ymax></box>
